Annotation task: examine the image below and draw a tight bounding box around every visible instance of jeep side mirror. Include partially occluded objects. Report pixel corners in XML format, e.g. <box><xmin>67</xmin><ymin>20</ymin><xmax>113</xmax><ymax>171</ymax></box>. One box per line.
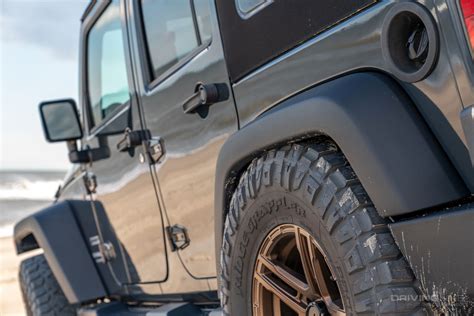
<box><xmin>39</xmin><ymin>99</ymin><xmax>83</xmax><ymax>142</ymax></box>
<box><xmin>39</xmin><ymin>99</ymin><xmax>110</xmax><ymax>164</ymax></box>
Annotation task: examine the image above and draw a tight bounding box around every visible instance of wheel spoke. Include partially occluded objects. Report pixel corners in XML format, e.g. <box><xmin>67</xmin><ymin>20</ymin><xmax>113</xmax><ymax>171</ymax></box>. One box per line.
<box><xmin>326</xmin><ymin>302</ymin><xmax>346</xmax><ymax>316</ymax></box>
<box><xmin>314</xmin><ymin>254</ymin><xmax>333</xmax><ymax>303</ymax></box>
<box><xmin>314</xmin><ymin>251</ymin><xmax>346</xmax><ymax>315</ymax></box>
<box><xmin>272</xmin><ymin>296</ymin><xmax>282</xmax><ymax>316</ymax></box>
<box><xmin>295</xmin><ymin>227</ymin><xmax>321</xmax><ymax>299</ymax></box>
<box><xmin>254</xmin><ymin>271</ymin><xmax>307</xmax><ymax>314</ymax></box>
<box><xmin>257</xmin><ymin>254</ymin><xmax>309</xmax><ymax>295</ymax></box>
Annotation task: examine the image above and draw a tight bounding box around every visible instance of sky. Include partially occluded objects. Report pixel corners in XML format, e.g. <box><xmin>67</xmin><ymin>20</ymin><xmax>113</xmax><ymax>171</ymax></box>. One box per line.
<box><xmin>0</xmin><ymin>0</ymin><xmax>89</xmax><ymax>170</ymax></box>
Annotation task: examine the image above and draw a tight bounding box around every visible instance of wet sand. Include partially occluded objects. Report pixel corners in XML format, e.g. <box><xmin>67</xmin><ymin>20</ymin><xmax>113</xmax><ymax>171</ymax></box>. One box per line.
<box><xmin>0</xmin><ymin>236</ymin><xmax>28</xmax><ymax>316</ymax></box>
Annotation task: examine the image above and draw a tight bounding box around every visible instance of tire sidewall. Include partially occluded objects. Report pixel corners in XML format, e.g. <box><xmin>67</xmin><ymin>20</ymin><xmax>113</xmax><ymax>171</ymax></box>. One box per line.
<box><xmin>227</xmin><ymin>188</ymin><xmax>353</xmax><ymax>315</ymax></box>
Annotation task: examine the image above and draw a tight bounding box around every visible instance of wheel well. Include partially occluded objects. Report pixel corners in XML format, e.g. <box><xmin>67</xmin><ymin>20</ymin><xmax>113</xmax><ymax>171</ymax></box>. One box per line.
<box><xmin>220</xmin><ymin>135</ymin><xmax>334</xmax><ymax>229</ymax></box>
<box><xmin>17</xmin><ymin>233</ymin><xmax>39</xmax><ymax>254</ymax></box>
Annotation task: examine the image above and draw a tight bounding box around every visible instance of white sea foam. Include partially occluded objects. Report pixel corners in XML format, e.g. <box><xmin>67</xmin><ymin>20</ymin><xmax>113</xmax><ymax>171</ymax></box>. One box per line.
<box><xmin>0</xmin><ymin>179</ymin><xmax>61</xmax><ymax>201</ymax></box>
<box><xmin>0</xmin><ymin>171</ymin><xmax>65</xmax><ymax>235</ymax></box>
<box><xmin>0</xmin><ymin>224</ymin><xmax>14</xmax><ymax>238</ymax></box>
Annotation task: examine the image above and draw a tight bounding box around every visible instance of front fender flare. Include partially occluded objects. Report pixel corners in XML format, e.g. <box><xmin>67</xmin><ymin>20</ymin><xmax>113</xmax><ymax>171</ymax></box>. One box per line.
<box><xmin>14</xmin><ymin>200</ymin><xmax>106</xmax><ymax>304</ymax></box>
<box><xmin>215</xmin><ymin>72</ymin><xmax>467</xmax><ymax>259</ymax></box>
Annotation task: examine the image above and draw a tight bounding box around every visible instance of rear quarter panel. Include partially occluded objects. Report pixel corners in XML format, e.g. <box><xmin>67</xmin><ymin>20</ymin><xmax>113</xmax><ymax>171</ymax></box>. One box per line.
<box><xmin>231</xmin><ymin>0</ymin><xmax>474</xmax><ymax>194</ymax></box>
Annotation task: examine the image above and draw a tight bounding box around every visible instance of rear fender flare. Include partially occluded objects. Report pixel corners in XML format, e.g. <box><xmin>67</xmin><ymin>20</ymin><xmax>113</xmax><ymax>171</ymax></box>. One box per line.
<box><xmin>214</xmin><ymin>72</ymin><xmax>467</xmax><ymax>261</ymax></box>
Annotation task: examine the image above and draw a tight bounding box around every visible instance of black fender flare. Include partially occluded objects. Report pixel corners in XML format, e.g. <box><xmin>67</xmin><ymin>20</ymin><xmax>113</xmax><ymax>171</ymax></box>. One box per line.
<box><xmin>214</xmin><ymin>72</ymin><xmax>468</xmax><ymax>258</ymax></box>
<box><xmin>14</xmin><ymin>200</ymin><xmax>107</xmax><ymax>304</ymax></box>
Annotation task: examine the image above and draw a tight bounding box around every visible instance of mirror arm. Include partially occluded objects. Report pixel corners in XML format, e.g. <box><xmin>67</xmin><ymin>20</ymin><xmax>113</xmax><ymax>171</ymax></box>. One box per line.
<box><xmin>66</xmin><ymin>140</ymin><xmax>110</xmax><ymax>164</ymax></box>
<box><xmin>66</xmin><ymin>140</ymin><xmax>79</xmax><ymax>154</ymax></box>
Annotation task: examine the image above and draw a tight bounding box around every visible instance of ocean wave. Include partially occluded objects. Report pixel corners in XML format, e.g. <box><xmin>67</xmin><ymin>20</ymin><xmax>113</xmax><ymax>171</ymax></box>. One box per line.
<box><xmin>0</xmin><ymin>180</ymin><xmax>61</xmax><ymax>201</ymax></box>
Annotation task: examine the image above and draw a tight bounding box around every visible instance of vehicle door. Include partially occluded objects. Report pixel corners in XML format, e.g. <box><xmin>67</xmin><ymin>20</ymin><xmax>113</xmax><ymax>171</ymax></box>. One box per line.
<box><xmin>81</xmin><ymin>0</ymin><xmax>168</xmax><ymax>286</ymax></box>
<box><xmin>128</xmin><ymin>0</ymin><xmax>238</xmax><ymax>282</ymax></box>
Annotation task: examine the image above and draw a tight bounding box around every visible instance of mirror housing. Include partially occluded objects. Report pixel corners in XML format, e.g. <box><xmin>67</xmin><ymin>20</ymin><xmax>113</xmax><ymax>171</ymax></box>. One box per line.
<box><xmin>39</xmin><ymin>99</ymin><xmax>83</xmax><ymax>142</ymax></box>
<box><xmin>39</xmin><ymin>99</ymin><xmax>110</xmax><ymax>164</ymax></box>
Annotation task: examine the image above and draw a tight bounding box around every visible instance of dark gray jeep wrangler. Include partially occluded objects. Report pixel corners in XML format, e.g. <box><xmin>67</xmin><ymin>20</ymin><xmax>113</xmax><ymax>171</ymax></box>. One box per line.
<box><xmin>14</xmin><ymin>0</ymin><xmax>474</xmax><ymax>315</ymax></box>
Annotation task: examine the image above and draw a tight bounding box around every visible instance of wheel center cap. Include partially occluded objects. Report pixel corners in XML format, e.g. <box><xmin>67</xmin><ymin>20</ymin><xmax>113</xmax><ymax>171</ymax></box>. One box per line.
<box><xmin>306</xmin><ymin>302</ymin><xmax>324</xmax><ymax>316</ymax></box>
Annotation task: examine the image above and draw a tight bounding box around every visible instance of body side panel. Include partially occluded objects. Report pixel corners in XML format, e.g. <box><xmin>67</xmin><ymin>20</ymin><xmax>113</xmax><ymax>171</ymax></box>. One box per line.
<box><xmin>390</xmin><ymin>206</ymin><xmax>474</xmax><ymax>310</ymax></box>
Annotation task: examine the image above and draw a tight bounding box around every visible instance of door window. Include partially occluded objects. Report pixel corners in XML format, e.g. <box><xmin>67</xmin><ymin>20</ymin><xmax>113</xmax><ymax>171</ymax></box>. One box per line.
<box><xmin>194</xmin><ymin>0</ymin><xmax>212</xmax><ymax>43</ymax></box>
<box><xmin>87</xmin><ymin>0</ymin><xmax>130</xmax><ymax>128</ymax></box>
<box><xmin>140</xmin><ymin>0</ymin><xmax>212</xmax><ymax>81</ymax></box>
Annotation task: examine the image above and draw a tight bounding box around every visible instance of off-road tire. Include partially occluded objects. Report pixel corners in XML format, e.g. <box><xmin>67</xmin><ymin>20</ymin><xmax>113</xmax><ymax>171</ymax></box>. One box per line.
<box><xmin>219</xmin><ymin>141</ymin><xmax>427</xmax><ymax>315</ymax></box>
<box><xmin>19</xmin><ymin>254</ymin><xmax>76</xmax><ymax>316</ymax></box>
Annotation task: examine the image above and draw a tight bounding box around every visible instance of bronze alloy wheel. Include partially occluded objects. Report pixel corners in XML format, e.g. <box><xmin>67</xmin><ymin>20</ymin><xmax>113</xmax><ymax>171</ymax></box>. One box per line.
<box><xmin>253</xmin><ymin>224</ymin><xmax>345</xmax><ymax>316</ymax></box>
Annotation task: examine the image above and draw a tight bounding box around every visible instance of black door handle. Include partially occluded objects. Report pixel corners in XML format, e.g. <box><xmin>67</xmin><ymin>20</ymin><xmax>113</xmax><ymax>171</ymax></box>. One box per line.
<box><xmin>182</xmin><ymin>83</ymin><xmax>229</xmax><ymax>115</ymax></box>
<box><xmin>116</xmin><ymin>128</ymin><xmax>151</xmax><ymax>152</ymax></box>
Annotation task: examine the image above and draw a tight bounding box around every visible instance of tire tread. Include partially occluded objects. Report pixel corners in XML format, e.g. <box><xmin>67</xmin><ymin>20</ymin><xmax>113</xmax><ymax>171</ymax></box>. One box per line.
<box><xmin>19</xmin><ymin>254</ymin><xmax>75</xmax><ymax>316</ymax></box>
<box><xmin>219</xmin><ymin>141</ymin><xmax>426</xmax><ymax>315</ymax></box>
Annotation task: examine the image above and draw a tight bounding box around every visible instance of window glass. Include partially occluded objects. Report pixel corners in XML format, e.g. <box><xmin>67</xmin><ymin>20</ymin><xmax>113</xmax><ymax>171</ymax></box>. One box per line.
<box><xmin>194</xmin><ymin>0</ymin><xmax>212</xmax><ymax>43</ymax></box>
<box><xmin>87</xmin><ymin>0</ymin><xmax>130</xmax><ymax>128</ymax></box>
<box><xmin>141</xmin><ymin>0</ymin><xmax>198</xmax><ymax>79</ymax></box>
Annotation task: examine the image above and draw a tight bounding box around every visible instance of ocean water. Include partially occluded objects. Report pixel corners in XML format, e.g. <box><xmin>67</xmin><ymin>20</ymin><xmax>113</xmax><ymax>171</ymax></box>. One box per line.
<box><xmin>0</xmin><ymin>170</ymin><xmax>65</xmax><ymax>237</ymax></box>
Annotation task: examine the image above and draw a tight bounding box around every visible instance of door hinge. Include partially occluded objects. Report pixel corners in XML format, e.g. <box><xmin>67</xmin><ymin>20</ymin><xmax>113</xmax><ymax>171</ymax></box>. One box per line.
<box><xmin>166</xmin><ymin>225</ymin><xmax>190</xmax><ymax>251</ymax></box>
<box><xmin>83</xmin><ymin>172</ymin><xmax>97</xmax><ymax>194</ymax></box>
<box><xmin>145</xmin><ymin>137</ymin><xmax>164</xmax><ymax>164</ymax></box>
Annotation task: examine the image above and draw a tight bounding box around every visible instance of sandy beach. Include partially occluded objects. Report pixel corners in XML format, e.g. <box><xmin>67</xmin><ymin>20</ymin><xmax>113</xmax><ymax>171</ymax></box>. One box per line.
<box><xmin>0</xmin><ymin>235</ymin><xmax>29</xmax><ymax>316</ymax></box>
